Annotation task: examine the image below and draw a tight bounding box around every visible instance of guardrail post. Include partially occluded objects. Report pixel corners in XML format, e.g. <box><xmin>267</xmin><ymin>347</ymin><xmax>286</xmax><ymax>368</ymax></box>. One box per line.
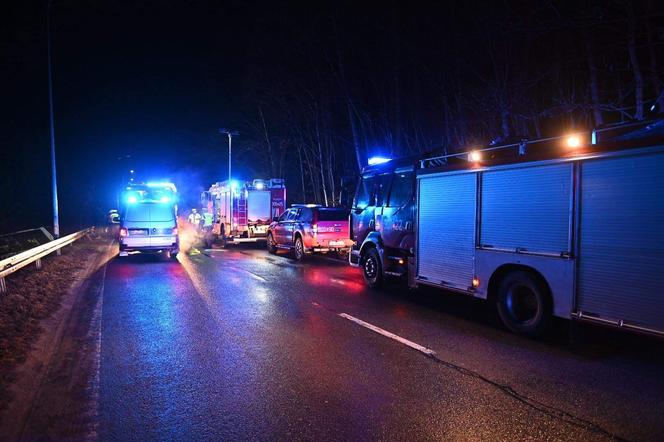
<box><xmin>36</xmin><ymin>258</ymin><xmax>42</xmax><ymax>270</ymax></box>
<box><xmin>0</xmin><ymin>277</ymin><xmax>6</xmax><ymax>294</ymax></box>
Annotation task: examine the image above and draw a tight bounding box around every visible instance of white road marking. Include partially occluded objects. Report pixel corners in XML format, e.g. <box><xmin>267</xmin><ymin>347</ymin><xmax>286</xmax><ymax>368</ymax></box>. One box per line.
<box><xmin>244</xmin><ymin>270</ymin><xmax>267</xmax><ymax>282</ymax></box>
<box><xmin>338</xmin><ymin>313</ymin><xmax>436</xmax><ymax>357</ymax></box>
<box><xmin>203</xmin><ymin>249</ymin><xmax>228</xmax><ymax>252</ymax></box>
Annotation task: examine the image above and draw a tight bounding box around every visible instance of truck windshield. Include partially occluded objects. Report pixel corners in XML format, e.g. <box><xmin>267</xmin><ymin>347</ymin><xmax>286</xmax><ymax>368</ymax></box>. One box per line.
<box><xmin>354</xmin><ymin>176</ymin><xmax>375</xmax><ymax>209</ymax></box>
<box><xmin>317</xmin><ymin>209</ymin><xmax>349</xmax><ymax>221</ymax></box>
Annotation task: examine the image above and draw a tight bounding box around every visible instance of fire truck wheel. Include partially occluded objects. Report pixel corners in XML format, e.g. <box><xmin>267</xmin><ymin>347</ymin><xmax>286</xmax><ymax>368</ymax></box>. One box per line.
<box><xmin>292</xmin><ymin>236</ymin><xmax>304</xmax><ymax>261</ymax></box>
<box><xmin>267</xmin><ymin>233</ymin><xmax>277</xmax><ymax>254</ymax></box>
<box><xmin>219</xmin><ymin>226</ymin><xmax>227</xmax><ymax>248</ymax></box>
<box><xmin>496</xmin><ymin>270</ymin><xmax>551</xmax><ymax>337</ymax></box>
<box><xmin>362</xmin><ymin>247</ymin><xmax>383</xmax><ymax>289</ymax></box>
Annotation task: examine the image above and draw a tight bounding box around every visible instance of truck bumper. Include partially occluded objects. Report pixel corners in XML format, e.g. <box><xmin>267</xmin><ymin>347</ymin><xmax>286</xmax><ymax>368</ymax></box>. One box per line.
<box><xmin>349</xmin><ymin>249</ymin><xmax>361</xmax><ymax>267</ymax></box>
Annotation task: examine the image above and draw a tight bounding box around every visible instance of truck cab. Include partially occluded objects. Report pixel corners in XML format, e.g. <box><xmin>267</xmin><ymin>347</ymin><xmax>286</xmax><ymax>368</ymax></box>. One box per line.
<box><xmin>349</xmin><ymin>157</ymin><xmax>417</xmax><ymax>287</ymax></box>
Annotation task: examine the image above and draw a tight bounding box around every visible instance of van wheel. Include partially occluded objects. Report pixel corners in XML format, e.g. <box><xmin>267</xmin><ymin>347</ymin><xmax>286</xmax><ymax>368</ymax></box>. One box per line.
<box><xmin>292</xmin><ymin>236</ymin><xmax>304</xmax><ymax>261</ymax></box>
<box><xmin>267</xmin><ymin>233</ymin><xmax>277</xmax><ymax>254</ymax></box>
<box><xmin>496</xmin><ymin>271</ymin><xmax>551</xmax><ymax>337</ymax></box>
<box><xmin>362</xmin><ymin>247</ymin><xmax>383</xmax><ymax>289</ymax></box>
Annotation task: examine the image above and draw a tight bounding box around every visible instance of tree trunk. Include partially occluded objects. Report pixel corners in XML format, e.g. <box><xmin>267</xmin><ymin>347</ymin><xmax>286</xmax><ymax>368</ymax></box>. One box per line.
<box><xmin>646</xmin><ymin>0</ymin><xmax>662</xmax><ymax>111</ymax></box>
<box><xmin>297</xmin><ymin>145</ymin><xmax>306</xmax><ymax>202</ymax></box>
<box><xmin>585</xmin><ymin>34</ymin><xmax>604</xmax><ymax>126</ymax></box>
<box><xmin>627</xmin><ymin>4</ymin><xmax>645</xmax><ymax>120</ymax></box>
<box><xmin>258</xmin><ymin>105</ymin><xmax>275</xmax><ymax>176</ymax></box>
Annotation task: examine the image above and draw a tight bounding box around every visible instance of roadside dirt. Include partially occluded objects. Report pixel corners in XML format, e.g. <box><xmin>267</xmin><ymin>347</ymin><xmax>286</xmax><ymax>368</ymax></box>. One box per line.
<box><xmin>0</xmin><ymin>234</ymin><xmax>110</xmax><ymax>412</ymax></box>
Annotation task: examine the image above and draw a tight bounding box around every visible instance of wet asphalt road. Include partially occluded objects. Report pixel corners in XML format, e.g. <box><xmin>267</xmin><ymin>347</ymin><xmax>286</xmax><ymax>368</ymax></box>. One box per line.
<box><xmin>98</xmin><ymin>245</ymin><xmax>664</xmax><ymax>441</ymax></box>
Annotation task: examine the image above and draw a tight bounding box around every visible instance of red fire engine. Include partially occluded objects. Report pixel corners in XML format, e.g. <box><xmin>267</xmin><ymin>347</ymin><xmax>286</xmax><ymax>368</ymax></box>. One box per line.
<box><xmin>201</xmin><ymin>179</ymin><xmax>286</xmax><ymax>245</ymax></box>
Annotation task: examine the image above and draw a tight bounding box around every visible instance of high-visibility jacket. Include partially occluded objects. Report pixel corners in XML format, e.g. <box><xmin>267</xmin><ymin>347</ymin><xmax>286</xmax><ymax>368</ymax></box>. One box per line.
<box><xmin>203</xmin><ymin>213</ymin><xmax>213</xmax><ymax>226</ymax></box>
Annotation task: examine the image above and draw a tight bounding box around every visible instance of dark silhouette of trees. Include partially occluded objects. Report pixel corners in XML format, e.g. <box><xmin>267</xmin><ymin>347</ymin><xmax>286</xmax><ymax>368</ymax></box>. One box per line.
<box><xmin>237</xmin><ymin>1</ymin><xmax>663</xmax><ymax>205</ymax></box>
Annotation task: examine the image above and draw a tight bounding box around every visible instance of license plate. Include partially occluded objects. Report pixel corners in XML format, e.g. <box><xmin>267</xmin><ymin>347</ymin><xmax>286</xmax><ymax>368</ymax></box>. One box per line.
<box><xmin>129</xmin><ymin>229</ymin><xmax>148</xmax><ymax>236</ymax></box>
<box><xmin>329</xmin><ymin>240</ymin><xmax>344</xmax><ymax>246</ymax></box>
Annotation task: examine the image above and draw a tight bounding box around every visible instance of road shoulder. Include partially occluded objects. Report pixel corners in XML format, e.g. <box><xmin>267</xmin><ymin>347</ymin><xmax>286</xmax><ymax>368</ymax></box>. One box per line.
<box><xmin>0</xmin><ymin>237</ymin><xmax>114</xmax><ymax>441</ymax></box>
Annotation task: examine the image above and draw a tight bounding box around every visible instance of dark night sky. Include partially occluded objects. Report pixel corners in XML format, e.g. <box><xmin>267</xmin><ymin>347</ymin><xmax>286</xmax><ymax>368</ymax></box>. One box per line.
<box><xmin>2</xmin><ymin>1</ymin><xmax>256</xmax><ymax>232</ymax></box>
<box><xmin>1</xmin><ymin>1</ymin><xmax>663</xmax><ymax>233</ymax></box>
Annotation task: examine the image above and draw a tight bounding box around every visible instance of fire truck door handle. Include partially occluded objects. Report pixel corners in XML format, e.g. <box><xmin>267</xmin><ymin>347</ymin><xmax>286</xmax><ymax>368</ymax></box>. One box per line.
<box><xmin>369</xmin><ymin>219</ymin><xmax>375</xmax><ymax>228</ymax></box>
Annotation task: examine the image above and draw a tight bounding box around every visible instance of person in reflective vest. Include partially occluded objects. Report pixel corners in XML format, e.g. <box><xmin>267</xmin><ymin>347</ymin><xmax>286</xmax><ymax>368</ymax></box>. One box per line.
<box><xmin>203</xmin><ymin>208</ymin><xmax>213</xmax><ymax>227</ymax></box>
<box><xmin>188</xmin><ymin>209</ymin><xmax>202</xmax><ymax>225</ymax></box>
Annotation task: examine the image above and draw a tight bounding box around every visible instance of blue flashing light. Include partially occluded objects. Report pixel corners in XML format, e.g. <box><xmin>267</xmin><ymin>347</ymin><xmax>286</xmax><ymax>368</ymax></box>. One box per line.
<box><xmin>230</xmin><ymin>180</ymin><xmax>239</xmax><ymax>189</ymax></box>
<box><xmin>127</xmin><ymin>195</ymin><xmax>138</xmax><ymax>204</ymax></box>
<box><xmin>368</xmin><ymin>156</ymin><xmax>391</xmax><ymax>166</ymax></box>
<box><xmin>160</xmin><ymin>196</ymin><xmax>170</xmax><ymax>203</ymax></box>
<box><xmin>147</xmin><ymin>181</ymin><xmax>177</xmax><ymax>192</ymax></box>
<box><xmin>255</xmin><ymin>182</ymin><xmax>265</xmax><ymax>190</ymax></box>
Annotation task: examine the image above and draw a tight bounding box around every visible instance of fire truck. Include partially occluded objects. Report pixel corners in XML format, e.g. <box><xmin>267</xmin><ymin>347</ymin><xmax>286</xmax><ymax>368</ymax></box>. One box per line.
<box><xmin>201</xmin><ymin>178</ymin><xmax>286</xmax><ymax>245</ymax></box>
<box><xmin>349</xmin><ymin>119</ymin><xmax>664</xmax><ymax>337</ymax></box>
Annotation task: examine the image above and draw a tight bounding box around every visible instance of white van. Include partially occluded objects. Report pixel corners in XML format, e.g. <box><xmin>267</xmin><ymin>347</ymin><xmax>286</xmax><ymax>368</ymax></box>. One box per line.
<box><xmin>119</xmin><ymin>201</ymin><xmax>179</xmax><ymax>259</ymax></box>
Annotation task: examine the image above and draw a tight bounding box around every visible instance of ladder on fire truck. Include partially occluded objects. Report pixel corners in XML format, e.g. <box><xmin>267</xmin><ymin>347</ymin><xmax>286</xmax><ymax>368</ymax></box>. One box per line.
<box><xmin>237</xmin><ymin>195</ymin><xmax>248</xmax><ymax>229</ymax></box>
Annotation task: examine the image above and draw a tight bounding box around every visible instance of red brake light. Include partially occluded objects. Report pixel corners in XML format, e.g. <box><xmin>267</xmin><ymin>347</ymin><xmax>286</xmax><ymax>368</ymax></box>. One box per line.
<box><xmin>119</xmin><ymin>227</ymin><xmax>128</xmax><ymax>237</ymax></box>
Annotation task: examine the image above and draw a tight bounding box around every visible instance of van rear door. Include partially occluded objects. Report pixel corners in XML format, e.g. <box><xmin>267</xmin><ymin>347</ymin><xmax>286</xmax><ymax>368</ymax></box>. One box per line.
<box><xmin>149</xmin><ymin>204</ymin><xmax>176</xmax><ymax>247</ymax></box>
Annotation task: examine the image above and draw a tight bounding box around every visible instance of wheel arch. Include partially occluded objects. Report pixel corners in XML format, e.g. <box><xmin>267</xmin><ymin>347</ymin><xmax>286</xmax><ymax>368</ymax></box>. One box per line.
<box><xmin>487</xmin><ymin>264</ymin><xmax>553</xmax><ymax>305</ymax></box>
<box><xmin>359</xmin><ymin>232</ymin><xmax>384</xmax><ymax>261</ymax></box>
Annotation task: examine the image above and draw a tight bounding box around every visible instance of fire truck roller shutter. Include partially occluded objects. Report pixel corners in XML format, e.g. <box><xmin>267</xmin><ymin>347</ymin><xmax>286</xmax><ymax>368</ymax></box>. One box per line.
<box><xmin>480</xmin><ymin>163</ymin><xmax>572</xmax><ymax>255</ymax></box>
<box><xmin>417</xmin><ymin>172</ymin><xmax>477</xmax><ymax>290</ymax></box>
<box><xmin>578</xmin><ymin>151</ymin><xmax>664</xmax><ymax>332</ymax></box>
<box><xmin>247</xmin><ymin>190</ymin><xmax>271</xmax><ymax>224</ymax></box>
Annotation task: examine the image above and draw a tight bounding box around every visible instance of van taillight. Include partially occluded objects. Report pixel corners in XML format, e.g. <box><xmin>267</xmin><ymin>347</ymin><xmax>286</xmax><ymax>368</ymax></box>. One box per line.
<box><xmin>172</xmin><ymin>227</ymin><xmax>178</xmax><ymax>235</ymax></box>
<box><xmin>119</xmin><ymin>228</ymin><xmax>128</xmax><ymax>237</ymax></box>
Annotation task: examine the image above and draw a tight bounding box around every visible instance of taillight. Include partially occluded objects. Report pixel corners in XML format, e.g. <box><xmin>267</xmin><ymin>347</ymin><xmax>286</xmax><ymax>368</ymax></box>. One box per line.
<box><xmin>172</xmin><ymin>227</ymin><xmax>178</xmax><ymax>235</ymax></box>
<box><xmin>119</xmin><ymin>227</ymin><xmax>128</xmax><ymax>237</ymax></box>
<box><xmin>311</xmin><ymin>224</ymin><xmax>318</xmax><ymax>234</ymax></box>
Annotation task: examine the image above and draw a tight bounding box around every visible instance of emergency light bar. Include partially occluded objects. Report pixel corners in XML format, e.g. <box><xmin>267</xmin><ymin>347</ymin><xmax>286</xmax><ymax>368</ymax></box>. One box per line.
<box><xmin>146</xmin><ymin>182</ymin><xmax>177</xmax><ymax>192</ymax></box>
<box><xmin>368</xmin><ymin>156</ymin><xmax>391</xmax><ymax>166</ymax></box>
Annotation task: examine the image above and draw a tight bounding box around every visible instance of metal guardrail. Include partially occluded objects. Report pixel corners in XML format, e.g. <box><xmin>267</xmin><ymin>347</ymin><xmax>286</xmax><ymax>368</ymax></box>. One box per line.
<box><xmin>0</xmin><ymin>228</ymin><xmax>93</xmax><ymax>294</ymax></box>
<box><xmin>0</xmin><ymin>227</ymin><xmax>54</xmax><ymax>260</ymax></box>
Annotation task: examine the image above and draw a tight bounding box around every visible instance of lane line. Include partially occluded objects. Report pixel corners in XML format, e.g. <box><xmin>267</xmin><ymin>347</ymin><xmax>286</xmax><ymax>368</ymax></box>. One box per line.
<box><xmin>338</xmin><ymin>313</ymin><xmax>436</xmax><ymax>357</ymax></box>
<box><xmin>244</xmin><ymin>270</ymin><xmax>267</xmax><ymax>282</ymax></box>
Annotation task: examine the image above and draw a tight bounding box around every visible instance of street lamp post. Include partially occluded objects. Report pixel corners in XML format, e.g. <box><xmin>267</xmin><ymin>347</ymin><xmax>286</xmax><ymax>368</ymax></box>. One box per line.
<box><xmin>218</xmin><ymin>128</ymin><xmax>239</xmax><ymax>185</ymax></box>
<box><xmin>47</xmin><ymin>0</ymin><xmax>59</xmax><ymax>238</ymax></box>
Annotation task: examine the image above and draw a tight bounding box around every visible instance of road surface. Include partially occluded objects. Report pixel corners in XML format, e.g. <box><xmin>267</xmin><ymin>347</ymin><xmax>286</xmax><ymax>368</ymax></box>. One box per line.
<box><xmin>12</xmin><ymin>244</ymin><xmax>664</xmax><ymax>440</ymax></box>
<box><xmin>85</xmin><ymin>247</ymin><xmax>664</xmax><ymax>440</ymax></box>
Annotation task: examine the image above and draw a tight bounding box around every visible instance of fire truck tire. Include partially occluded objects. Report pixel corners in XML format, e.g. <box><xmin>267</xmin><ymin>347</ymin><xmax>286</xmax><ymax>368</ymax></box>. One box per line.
<box><xmin>219</xmin><ymin>226</ymin><xmax>227</xmax><ymax>248</ymax></box>
<box><xmin>292</xmin><ymin>236</ymin><xmax>305</xmax><ymax>261</ymax></box>
<box><xmin>362</xmin><ymin>247</ymin><xmax>383</xmax><ymax>289</ymax></box>
<box><xmin>267</xmin><ymin>233</ymin><xmax>277</xmax><ymax>254</ymax></box>
<box><xmin>496</xmin><ymin>270</ymin><xmax>551</xmax><ymax>337</ymax></box>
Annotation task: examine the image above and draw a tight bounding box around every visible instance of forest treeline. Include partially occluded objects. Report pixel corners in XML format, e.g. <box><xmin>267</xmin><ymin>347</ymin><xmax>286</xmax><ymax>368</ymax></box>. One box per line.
<box><xmin>235</xmin><ymin>1</ymin><xmax>663</xmax><ymax>205</ymax></box>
